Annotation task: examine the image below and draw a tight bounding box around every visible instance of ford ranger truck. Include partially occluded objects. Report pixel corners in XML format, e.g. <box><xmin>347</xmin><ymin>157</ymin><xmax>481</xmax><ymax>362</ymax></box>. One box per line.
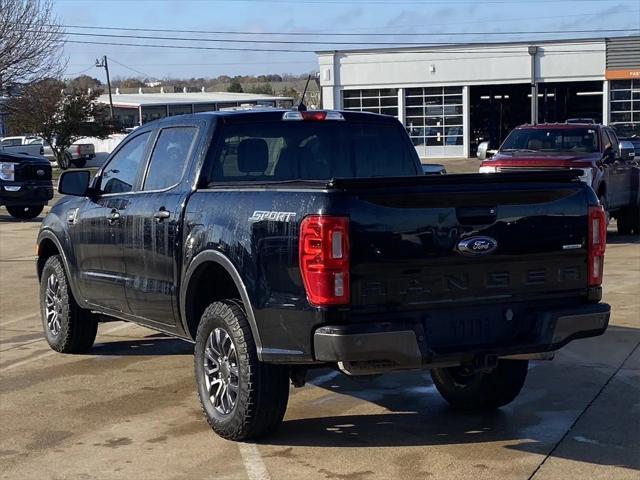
<box><xmin>36</xmin><ymin>109</ymin><xmax>611</xmax><ymax>441</ymax></box>
<box><xmin>478</xmin><ymin>123</ymin><xmax>640</xmax><ymax>235</ymax></box>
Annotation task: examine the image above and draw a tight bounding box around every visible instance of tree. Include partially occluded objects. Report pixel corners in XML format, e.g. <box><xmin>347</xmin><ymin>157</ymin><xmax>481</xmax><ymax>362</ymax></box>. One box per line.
<box><xmin>227</xmin><ymin>80</ymin><xmax>243</xmax><ymax>93</ymax></box>
<box><xmin>279</xmin><ymin>86</ymin><xmax>300</xmax><ymax>103</ymax></box>
<box><xmin>67</xmin><ymin>75</ymin><xmax>103</xmax><ymax>93</ymax></box>
<box><xmin>0</xmin><ymin>0</ymin><xmax>65</xmax><ymax>95</ymax></box>
<box><xmin>115</xmin><ymin>77</ymin><xmax>145</xmax><ymax>89</ymax></box>
<box><xmin>246</xmin><ymin>83</ymin><xmax>274</xmax><ymax>95</ymax></box>
<box><xmin>6</xmin><ymin>79</ymin><xmax>115</xmax><ymax>168</ymax></box>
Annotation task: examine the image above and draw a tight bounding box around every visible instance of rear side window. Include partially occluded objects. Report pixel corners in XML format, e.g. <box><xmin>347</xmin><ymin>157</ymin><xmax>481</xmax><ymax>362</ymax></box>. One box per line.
<box><xmin>101</xmin><ymin>132</ymin><xmax>151</xmax><ymax>194</ymax></box>
<box><xmin>207</xmin><ymin>121</ymin><xmax>418</xmax><ymax>183</ymax></box>
<box><xmin>144</xmin><ymin>127</ymin><xmax>198</xmax><ymax>191</ymax></box>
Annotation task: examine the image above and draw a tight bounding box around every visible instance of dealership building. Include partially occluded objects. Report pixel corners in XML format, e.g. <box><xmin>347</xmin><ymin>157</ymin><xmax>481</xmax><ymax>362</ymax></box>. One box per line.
<box><xmin>317</xmin><ymin>36</ymin><xmax>640</xmax><ymax>159</ymax></box>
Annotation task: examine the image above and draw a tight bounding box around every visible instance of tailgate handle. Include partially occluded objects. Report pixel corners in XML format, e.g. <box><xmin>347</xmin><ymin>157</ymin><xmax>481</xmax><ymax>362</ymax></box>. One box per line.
<box><xmin>456</xmin><ymin>206</ymin><xmax>497</xmax><ymax>225</ymax></box>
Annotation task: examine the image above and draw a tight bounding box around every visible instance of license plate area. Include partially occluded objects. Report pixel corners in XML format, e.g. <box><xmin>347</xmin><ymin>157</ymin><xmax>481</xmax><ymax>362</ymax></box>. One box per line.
<box><xmin>423</xmin><ymin>309</ymin><xmax>524</xmax><ymax>349</ymax></box>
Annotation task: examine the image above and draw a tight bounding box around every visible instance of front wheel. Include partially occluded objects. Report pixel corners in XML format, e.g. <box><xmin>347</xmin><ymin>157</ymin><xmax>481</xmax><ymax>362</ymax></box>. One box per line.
<box><xmin>73</xmin><ymin>158</ymin><xmax>87</xmax><ymax>168</ymax></box>
<box><xmin>39</xmin><ymin>255</ymin><xmax>98</xmax><ymax>353</ymax></box>
<box><xmin>6</xmin><ymin>205</ymin><xmax>44</xmax><ymax>220</ymax></box>
<box><xmin>431</xmin><ymin>360</ymin><xmax>529</xmax><ymax>410</ymax></box>
<box><xmin>194</xmin><ymin>300</ymin><xmax>290</xmax><ymax>441</ymax></box>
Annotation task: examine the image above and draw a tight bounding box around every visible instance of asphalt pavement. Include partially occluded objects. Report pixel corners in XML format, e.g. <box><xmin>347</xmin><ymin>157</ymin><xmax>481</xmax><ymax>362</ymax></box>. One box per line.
<box><xmin>0</xmin><ymin>210</ymin><xmax>638</xmax><ymax>480</ymax></box>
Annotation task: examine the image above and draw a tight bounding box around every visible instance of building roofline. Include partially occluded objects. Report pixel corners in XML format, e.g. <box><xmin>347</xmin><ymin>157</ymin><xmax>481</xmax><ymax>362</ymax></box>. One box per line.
<box><xmin>315</xmin><ymin>34</ymin><xmax>638</xmax><ymax>56</ymax></box>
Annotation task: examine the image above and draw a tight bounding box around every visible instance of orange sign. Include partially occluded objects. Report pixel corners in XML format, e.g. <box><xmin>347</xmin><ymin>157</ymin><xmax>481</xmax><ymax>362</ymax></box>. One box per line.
<box><xmin>605</xmin><ymin>69</ymin><xmax>640</xmax><ymax>80</ymax></box>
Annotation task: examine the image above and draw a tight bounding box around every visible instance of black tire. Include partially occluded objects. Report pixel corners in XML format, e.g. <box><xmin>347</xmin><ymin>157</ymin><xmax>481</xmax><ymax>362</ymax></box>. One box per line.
<box><xmin>617</xmin><ymin>208</ymin><xmax>633</xmax><ymax>235</ymax></box>
<box><xmin>6</xmin><ymin>205</ymin><xmax>44</xmax><ymax>220</ymax></box>
<box><xmin>629</xmin><ymin>207</ymin><xmax>640</xmax><ymax>236</ymax></box>
<box><xmin>58</xmin><ymin>153</ymin><xmax>71</xmax><ymax>170</ymax></box>
<box><xmin>431</xmin><ymin>360</ymin><xmax>529</xmax><ymax>410</ymax></box>
<box><xmin>39</xmin><ymin>255</ymin><xmax>98</xmax><ymax>353</ymax></box>
<box><xmin>194</xmin><ymin>300</ymin><xmax>289</xmax><ymax>441</ymax></box>
<box><xmin>73</xmin><ymin>158</ymin><xmax>87</xmax><ymax>168</ymax></box>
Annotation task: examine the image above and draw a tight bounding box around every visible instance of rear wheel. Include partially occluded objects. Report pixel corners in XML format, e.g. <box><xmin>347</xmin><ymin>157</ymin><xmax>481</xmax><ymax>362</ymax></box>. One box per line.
<box><xmin>194</xmin><ymin>300</ymin><xmax>290</xmax><ymax>440</ymax></box>
<box><xmin>6</xmin><ymin>205</ymin><xmax>44</xmax><ymax>220</ymax></box>
<box><xmin>39</xmin><ymin>255</ymin><xmax>98</xmax><ymax>353</ymax></box>
<box><xmin>431</xmin><ymin>360</ymin><xmax>529</xmax><ymax>410</ymax></box>
<box><xmin>617</xmin><ymin>208</ymin><xmax>632</xmax><ymax>235</ymax></box>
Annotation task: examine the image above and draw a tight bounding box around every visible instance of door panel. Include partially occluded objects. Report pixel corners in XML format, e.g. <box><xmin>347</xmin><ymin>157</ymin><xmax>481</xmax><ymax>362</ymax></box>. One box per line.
<box><xmin>71</xmin><ymin>196</ymin><xmax>131</xmax><ymax>312</ymax></box>
<box><xmin>70</xmin><ymin>130</ymin><xmax>153</xmax><ymax>313</ymax></box>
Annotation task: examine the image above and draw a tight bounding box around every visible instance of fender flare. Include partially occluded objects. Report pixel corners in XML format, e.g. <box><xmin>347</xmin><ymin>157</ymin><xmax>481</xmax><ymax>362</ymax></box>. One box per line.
<box><xmin>36</xmin><ymin>230</ymin><xmax>82</xmax><ymax>304</ymax></box>
<box><xmin>180</xmin><ymin>250</ymin><xmax>263</xmax><ymax>357</ymax></box>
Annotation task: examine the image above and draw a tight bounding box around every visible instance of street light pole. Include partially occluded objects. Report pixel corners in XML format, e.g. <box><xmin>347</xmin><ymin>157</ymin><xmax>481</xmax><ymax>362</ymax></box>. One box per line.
<box><xmin>96</xmin><ymin>55</ymin><xmax>114</xmax><ymax>120</ymax></box>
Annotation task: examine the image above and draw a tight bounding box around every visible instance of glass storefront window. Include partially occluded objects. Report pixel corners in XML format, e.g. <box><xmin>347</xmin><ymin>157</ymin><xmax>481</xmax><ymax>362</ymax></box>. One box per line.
<box><xmin>610</xmin><ymin>80</ymin><xmax>639</xmax><ymax>139</ymax></box>
<box><xmin>342</xmin><ymin>89</ymin><xmax>399</xmax><ymax>117</ymax></box>
<box><xmin>405</xmin><ymin>86</ymin><xmax>464</xmax><ymax>154</ymax></box>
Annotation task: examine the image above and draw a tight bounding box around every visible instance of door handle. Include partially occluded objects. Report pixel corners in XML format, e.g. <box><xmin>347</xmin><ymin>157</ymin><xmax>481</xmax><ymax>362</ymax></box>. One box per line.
<box><xmin>153</xmin><ymin>208</ymin><xmax>170</xmax><ymax>222</ymax></box>
<box><xmin>106</xmin><ymin>210</ymin><xmax>121</xmax><ymax>223</ymax></box>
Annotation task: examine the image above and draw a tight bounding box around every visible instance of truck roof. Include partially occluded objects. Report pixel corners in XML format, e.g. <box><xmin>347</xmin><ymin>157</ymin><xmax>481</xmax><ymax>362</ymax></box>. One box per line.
<box><xmin>145</xmin><ymin>109</ymin><xmax>400</xmax><ymax>128</ymax></box>
<box><xmin>515</xmin><ymin>123</ymin><xmax>602</xmax><ymax>130</ymax></box>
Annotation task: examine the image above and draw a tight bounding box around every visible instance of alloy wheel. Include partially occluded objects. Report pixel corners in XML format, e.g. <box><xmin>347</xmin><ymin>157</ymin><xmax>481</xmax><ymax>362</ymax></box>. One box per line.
<box><xmin>45</xmin><ymin>274</ymin><xmax>63</xmax><ymax>336</ymax></box>
<box><xmin>203</xmin><ymin>328</ymin><xmax>239</xmax><ymax>415</ymax></box>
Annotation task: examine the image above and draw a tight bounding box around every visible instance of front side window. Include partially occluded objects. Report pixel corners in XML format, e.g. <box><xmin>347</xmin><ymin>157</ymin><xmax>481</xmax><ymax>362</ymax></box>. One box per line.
<box><xmin>144</xmin><ymin>127</ymin><xmax>198</xmax><ymax>191</ymax></box>
<box><xmin>500</xmin><ymin>128</ymin><xmax>598</xmax><ymax>154</ymax></box>
<box><xmin>101</xmin><ymin>132</ymin><xmax>151</xmax><ymax>194</ymax></box>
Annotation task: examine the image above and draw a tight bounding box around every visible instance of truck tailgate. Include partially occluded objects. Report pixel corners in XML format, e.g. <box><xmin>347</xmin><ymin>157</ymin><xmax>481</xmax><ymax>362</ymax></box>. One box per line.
<box><xmin>337</xmin><ymin>172</ymin><xmax>593</xmax><ymax>312</ymax></box>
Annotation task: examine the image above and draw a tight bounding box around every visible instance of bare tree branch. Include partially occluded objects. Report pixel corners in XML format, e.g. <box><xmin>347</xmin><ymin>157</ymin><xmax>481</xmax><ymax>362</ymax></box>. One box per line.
<box><xmin>0</xmin><ymin>0</ymin><xmax>66</xmax><ymax>94</ymax></box>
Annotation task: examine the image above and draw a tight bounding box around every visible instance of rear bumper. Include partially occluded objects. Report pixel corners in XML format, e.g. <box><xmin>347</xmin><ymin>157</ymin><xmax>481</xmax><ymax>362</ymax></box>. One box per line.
<box><xmin>313</xmin><ymin>302</ymin><xmax>610</xmax><ymax>370</ymax></box>
<box><xmin>0</xmin><ymin>183</ymin><xmax>54</xmax><ymax>206</ymax></box>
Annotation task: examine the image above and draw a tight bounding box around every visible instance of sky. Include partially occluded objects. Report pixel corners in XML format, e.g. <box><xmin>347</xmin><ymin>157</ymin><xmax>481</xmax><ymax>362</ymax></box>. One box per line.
<box><xmin>54</xmin><ymin>0</ymin><xmax>640</xmax><ymax>81</ymax></box>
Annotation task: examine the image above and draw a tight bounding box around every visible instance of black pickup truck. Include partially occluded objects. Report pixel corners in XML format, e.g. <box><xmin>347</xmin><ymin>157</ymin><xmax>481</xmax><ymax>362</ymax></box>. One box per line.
<box><xmin>1</xmin><ymin>152</ymin><xmax>53</xmax><ymax>219</ymax></box>
<box><xmin>37</xmin><ymin>109</ymin><xmax>611</xmax><ymax>440</ymax></box>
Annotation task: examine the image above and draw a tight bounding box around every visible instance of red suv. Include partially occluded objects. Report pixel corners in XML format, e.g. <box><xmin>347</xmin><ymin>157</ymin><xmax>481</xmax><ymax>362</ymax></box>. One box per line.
<box><xmin>478</xmin><ymin>123</ymin><xmax>640</xmax><ymax>235</ymax></box>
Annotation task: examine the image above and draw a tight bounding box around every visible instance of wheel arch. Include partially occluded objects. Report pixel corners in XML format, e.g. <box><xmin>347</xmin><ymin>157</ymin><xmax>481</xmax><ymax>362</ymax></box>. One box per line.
<box><xmin>181</xmin><ymin>250</ymin><xmax>263</xmax><ymax>357</ymax></box>
<box><xmin>36</xmin><ymin>231</ymin><xmax>84</xmax><ymax>307</ymax></box>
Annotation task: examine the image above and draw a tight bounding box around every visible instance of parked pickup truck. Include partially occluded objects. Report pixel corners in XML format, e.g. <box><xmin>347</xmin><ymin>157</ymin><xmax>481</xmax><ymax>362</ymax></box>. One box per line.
<box><xmin>478</xmin><ymin>123</ymin><xmax>640</xmax><ymax>235</ymax></box>
<box><xmin>25</xmin><ymin>137</ymin><xmax>96</xmax><ymax>169</ymax></box>
<box><xmin>37</xmin><ymin>109</ymin><xmax>611</xmax><ymax>440</ymax></box>
<box><xmin>1</xmin><ymin>136</ymin><xmax>45</xmax><ymax>157</ymax></box>
<box><xmin>1</xmin><ymin>152</ymin><xmax>53</xmax><ymax>219</ymax></box>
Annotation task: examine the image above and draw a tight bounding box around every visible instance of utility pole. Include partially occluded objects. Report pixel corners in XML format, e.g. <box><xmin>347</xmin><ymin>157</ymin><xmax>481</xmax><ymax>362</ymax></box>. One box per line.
<box><xmin>95</xmin><ymin>55</ymin><xmax>114</xmax><ymax>120</ymax></box>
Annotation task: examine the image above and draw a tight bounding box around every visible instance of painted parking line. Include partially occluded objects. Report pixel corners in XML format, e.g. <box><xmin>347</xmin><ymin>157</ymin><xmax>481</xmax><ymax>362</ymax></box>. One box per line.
<box><xmin>238</xmin><ymin>442</ymin><xmax>271</xmax><ymax>480</ymax></box>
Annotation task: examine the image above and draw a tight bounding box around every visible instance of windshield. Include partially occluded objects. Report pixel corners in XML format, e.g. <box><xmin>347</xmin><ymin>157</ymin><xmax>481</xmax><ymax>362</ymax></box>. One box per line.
<box><xmin>207</xmin><ymin>121</ymin><xmax>419</xmax><ymax>183</ymax></box>
<box><xmin>500</xmin><ymin>128</ymin><xmax>599</xmax><ymax>154</ymax></box>
<box><xmin>611</xmin><ymin>123</ymin><xmax>639</xmax><ymax>139</ymax></box>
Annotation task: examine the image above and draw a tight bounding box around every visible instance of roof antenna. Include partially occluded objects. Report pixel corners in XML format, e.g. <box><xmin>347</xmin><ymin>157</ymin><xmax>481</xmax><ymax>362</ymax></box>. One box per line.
<box><xmin>297</xmin><ymin>74</ymin><xmax>312</xmax><ymax>112</ymax></box>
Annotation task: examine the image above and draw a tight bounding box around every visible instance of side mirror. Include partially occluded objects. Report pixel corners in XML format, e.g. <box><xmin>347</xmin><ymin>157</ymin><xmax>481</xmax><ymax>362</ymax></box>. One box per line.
<box><xmin>602</xmin><ymin>145</ymin><xmax>615</xmax><ymax>164</ymax></box>
<box><xmin>619</xmin><ymin>141</ymin><xmax>636</xmax><ymax>161</ymax></box>
<box><xmin>58</xmin><ymin>170</ymin><xmax>91</xmax><ymax>196</ymax></box>
<box><xmin>477</xmin><ymin>141</ymin><xmax>490</xmax><ymax>161</ymax></box>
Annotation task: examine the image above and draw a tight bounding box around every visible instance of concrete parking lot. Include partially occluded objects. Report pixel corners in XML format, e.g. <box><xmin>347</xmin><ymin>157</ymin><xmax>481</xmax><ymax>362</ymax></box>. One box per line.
<box><xmin>0</xmin><ymin>208</ymin><xmax>638</xmax><ymax>480</ymax></box>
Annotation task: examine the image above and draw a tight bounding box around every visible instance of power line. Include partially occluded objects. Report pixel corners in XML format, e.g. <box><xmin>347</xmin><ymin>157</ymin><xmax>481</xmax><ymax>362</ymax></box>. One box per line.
<box><xmin>51</xmin><ymin>28</ymin><xmax>638</xmax><ymax>47</ymax></box>
<box><xmin>108</xmin><ymin>57</ymin><xmax>158</xmax><ymax>80</ymax></box>
<box><xmin>62</xmin><ymin>65</ymin><xmax>96</xmax><ymax>77</ymax></box>
<box><xmin>25</xmin><ymin>21</ymin><xmax>640</xmax><ymax>38</ymax></box>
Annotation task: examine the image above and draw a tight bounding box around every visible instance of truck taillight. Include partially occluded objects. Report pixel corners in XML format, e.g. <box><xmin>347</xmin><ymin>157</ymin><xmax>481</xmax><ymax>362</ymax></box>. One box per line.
<box><xmin>588</xmin><ymin>205</ymin><xmax>606</xmax><ymax>287</ymax></box>
<box><xmin>299</xmin><ymin>215</ymin><xmax>350</xmax><ymax>306</ymax></box>
<box><xmin>76</xmin><ymin>145</ymin><xmax>81</xmax><ymax>155</ymax></box>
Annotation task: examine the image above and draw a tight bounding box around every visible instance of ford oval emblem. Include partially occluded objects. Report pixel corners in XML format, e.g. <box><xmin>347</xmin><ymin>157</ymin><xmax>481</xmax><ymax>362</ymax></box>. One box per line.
<box><xmin>456</xmin><ymin>236</ymin><xmax>498</xmax><ymax>256</ymax></box>
<box><xmin>36</xmin><ymin>169</ymin><xmax>45</xmax><ymax>176</ymax></box>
